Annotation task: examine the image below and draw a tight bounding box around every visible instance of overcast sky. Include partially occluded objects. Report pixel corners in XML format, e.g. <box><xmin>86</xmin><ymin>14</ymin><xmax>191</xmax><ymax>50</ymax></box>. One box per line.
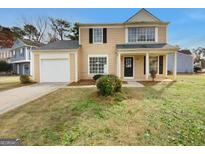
<box><xmin>0</xmin><ymin>8</ymin><xmax>205</xmax><ymax>49</ymax></box>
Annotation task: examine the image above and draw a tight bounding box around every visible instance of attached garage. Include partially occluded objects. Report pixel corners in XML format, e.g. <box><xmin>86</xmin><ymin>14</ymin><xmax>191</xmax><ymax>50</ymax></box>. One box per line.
<box><xmin>40</xmin><ymin>59</ymin><xmax>70</xmax><ymax>82</ymax></box>
<box><xmin>31</xmin><ymin>40</ymin><xmax>80</xmax><ymax>83</ymax></box>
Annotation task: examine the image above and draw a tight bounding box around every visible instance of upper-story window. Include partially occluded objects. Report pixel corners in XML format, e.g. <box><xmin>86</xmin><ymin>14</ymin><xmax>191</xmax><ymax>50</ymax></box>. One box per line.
<box><xmin>93</xmin><ymin>28</ymin><xmax>103</xmax><ymax>43</ymax></box>
<box><xmin>12</xmin><ymin>50</ymin><xmax>16</xmax><ymax>57</ymax></box>
<box><xmin>128</xmin><ymin>27</ymin><xmax>156</xmax><ymax>43</ymax></box>
<box><xmin>20</xmin><ymin>48</ymin><xmax>25</xmax><ymax>56</ymax></box>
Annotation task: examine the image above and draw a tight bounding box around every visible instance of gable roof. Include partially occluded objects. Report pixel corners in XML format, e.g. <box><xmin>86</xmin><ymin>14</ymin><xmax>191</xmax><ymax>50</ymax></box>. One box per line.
<box><xmin>125</xmin><ymin>8</ymin><xmax>162</xmax><ymax>23</ymax></box>
<box><xmin>36</xmin><ymin>40</ymin><xmax>80</xmax><ymax>51</ymax></box>
<box><xmin>12</xmin><ymin>38</ymin><xmax>42</xmax><ymax>49</ymax></box>
<box><xmin>79</xmin><ymin>8</ymin><xmax>168</xmax><ymax>27</ymax></box>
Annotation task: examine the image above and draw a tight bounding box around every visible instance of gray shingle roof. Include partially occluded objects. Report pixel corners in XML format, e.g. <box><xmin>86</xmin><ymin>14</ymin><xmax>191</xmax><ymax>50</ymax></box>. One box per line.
<box><xmin>37</xmin><ymin>40</ymin><xmax>80</xmax><ymax>50</ymax></box>
<box><xmin>116</xmin><ymin>43</ymin><xmax>178</xmax><ymax>50</ymax></box>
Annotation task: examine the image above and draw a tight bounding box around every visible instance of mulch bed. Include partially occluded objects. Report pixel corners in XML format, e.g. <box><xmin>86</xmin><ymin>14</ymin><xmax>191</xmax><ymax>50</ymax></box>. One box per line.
<box><xmin>138</xmin><ymin>81</ymin><xmax>160</xmax><ymax>86</ymax></box>
<box><xmin>68</xmin><ymin>79</ymin><xmax>127</xmax><ymax>86</ymax></box>
<box><xmin>68</xmin><ymin>79</ymin><xmax>96</xmax><ymax>86</ymax></box>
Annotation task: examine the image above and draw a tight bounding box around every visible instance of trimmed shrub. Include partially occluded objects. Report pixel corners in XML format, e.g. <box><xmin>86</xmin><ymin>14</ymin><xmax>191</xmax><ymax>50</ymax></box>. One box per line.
<box><xmin>150</xmin><ymin>70</ymin><xmax>157</xmax><ymax>81</ymax></box>
<box><xmin>0</xmin><ymin>61</ymin><xmax>12</xmax><ymax>72</ymax></box>
<box><xmin>20</xmin><ymin>75</ymin><xmax>32</xmax><ymax>84</ymax></box>
<box><xmin>96</xmin><ymin>75</ymin><xmax>122</xmax><ymax>96</ymax></box>
<box><xmin>93</xmin><ymin>74</ymin><xmax>104</xmax><ymax>81</ymax></box>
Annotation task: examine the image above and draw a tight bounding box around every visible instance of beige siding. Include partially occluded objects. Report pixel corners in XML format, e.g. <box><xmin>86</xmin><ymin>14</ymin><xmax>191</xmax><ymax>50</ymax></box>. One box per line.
<box><xmin>158</xmin><ymin>26</ymin><xmax>167</xmax><ymax>43</ymax></box>
<box><xmin>128</xmin><ymin>10</ymin><xmax>159</xmax><ymax>22</ymax></box>
<box><xmin>134</xmin><ymin>55</ymin><xmax>145</xmax><ymax>79</ymax></box>
<box><xmin>121</xmin><ymin>55</ymin><xmax>145</xmax><ymax>80</ymax></box>
<box><xmin>70</xmin><ymin>53</ymin><xmax>75</xmax><ymax>82</ymax></box>
<box><xmin>79</xmin><ymin>27</ymin><xmax>125</xmax><ymax>79</ymax></box>
<box><xmin>33</xmin><ymin>53</ymin><xmax>40</xmax><ymax>82</ymax></box>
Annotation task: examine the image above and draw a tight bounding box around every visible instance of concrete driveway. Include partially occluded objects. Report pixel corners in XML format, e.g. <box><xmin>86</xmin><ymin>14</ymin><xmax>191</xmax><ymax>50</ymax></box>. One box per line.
<box><xmin>0</xmin><ymin>83</ymin><xmax>66</xmax><ymax>115</ymax></box>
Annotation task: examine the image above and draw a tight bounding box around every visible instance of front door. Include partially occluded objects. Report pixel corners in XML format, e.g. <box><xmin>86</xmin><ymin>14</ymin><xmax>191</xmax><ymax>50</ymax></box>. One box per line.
<box><xmin>124</xmin><ymin>57</ymin><xmax>133</xmax><ymax>77</ymax></box>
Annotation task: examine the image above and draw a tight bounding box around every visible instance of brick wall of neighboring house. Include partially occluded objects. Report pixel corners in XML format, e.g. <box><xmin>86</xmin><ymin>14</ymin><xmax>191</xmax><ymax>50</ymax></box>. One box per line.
<box><xmin>0</xmin><ymin>26</ymin><xmax>14</xmax><ymax>48</ymax></box>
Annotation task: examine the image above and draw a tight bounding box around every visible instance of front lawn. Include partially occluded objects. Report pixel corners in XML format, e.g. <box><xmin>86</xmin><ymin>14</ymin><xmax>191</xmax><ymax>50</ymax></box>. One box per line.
<box><xmin>0</xmin><ymin>75</ymin><xmax>204</xmax><ymax>145</ymax></box>
<box><xmin>0</xmin><ymin>76</ymin><xmax>22</xmax><ymax>91</ymax></box>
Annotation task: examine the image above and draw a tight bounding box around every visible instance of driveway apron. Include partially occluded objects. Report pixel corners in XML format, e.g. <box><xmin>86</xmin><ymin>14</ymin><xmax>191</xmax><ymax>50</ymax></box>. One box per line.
<box><xmin>0</xmin><ymin>83</ymin><xmax>66</xmax><ymax>115</ymax></box>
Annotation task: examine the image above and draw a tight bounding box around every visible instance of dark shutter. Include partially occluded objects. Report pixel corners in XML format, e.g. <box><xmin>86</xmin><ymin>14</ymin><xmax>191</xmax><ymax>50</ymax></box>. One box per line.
<box><xmin>103</xmin><ymin>28</ymin><xmax>107</xmax><ymax>43</ymax></box>
<box><xmin>89</xmin><ymin>28</ymin><xmax>93</xmax><ymax>44</ymax></box>
<box><xmin>144</xmin><ymin>56</ymin><xmax>146</xmax><ymax>74</ymax></box>
<box><xmin>159</xmin><ymin>56</ymin><xmax>163</xmax><ymax>74</ymax></box>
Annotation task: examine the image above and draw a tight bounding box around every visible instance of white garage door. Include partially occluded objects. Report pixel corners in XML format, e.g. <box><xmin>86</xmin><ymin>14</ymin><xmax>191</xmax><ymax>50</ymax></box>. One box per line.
<box><xmin>40</xmin><ymin>59</ymin><xmax>70</xmax><ymax>82</ymax></box>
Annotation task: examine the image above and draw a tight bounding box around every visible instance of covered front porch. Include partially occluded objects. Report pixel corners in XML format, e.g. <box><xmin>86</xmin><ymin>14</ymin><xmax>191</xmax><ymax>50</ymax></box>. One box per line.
<box><xmin>116</xmin><ymin>49</ymin><xmax>178</xmax><ymax>81</ymax></box>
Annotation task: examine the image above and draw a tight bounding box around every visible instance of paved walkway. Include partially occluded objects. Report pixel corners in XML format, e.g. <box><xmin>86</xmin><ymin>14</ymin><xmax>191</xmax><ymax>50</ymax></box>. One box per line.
<box><xmin>123</xmin><ymin>81</ymin><xmax>144</xmax><ymax>87</ymax></box>
<box><xmin>0</xmin><ymin>83</ymin><xmax>66</xmax><ymax>115</ymax></box>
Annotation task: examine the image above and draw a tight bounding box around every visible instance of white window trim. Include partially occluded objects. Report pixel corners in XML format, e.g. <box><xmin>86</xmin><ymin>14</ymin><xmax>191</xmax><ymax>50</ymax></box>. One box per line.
<box><xmin>93</xmin><ymin>28</ymin><xmax>103</xmax><ymax>44</ymax></box>
<box><xmin>88</xmin><ymin>54</ymin><xmax>109</xmax><ymax>75</ymax></box>
<box><xmin>126</xmin><ymin>27</ymin><xmax>157</xmax><ymax>44</ymax></box>
<box><xmin>125</xmin><ymin>28</ymin><xmax>128</xmax><ymax>43</ymax></box>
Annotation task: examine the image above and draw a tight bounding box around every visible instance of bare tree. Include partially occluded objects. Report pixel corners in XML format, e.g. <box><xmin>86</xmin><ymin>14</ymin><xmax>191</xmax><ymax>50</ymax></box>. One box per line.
<box><xmin>48</xmin><ymin>32</ymin><xmax>59</xmax><ymax>43</ymax></box>
<box><xmin>20</xmin><ymin>16</ymin><xmax>49</xmax><ymax>43</ymax></box>
<box><xmin>193</xmin><ymin>47</ymin><xmax>205</xmax><ymax>63</ymax></box>
<box><xmin>69</xmin><ymin>22</ymin><xmax>79</xmax><ymax>40</ymax></box>
<box><xmin>36</xmin><ymin>17</ymin><xmax>49</xmax><ymax>42</ymax></box>
<box><xmin>49</xmin><ymin>17</ymin><xmax>71</xmax><ymax>40</ymax></box>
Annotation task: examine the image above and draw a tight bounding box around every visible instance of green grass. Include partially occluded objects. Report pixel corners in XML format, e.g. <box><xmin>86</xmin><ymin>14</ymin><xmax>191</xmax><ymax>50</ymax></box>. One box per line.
<box><xmin>0</xmin><ymin>75</ymin><xmax>204</xmax><ymax>145</ymax></box>
<box><xmin>0</xmin><ymin>76</ymin><xmax>22</xmax><ymax>91</ymax></box>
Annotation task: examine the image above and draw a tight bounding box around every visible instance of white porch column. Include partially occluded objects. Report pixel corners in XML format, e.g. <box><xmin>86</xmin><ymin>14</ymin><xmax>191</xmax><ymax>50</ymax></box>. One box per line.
<box><xmin>146</xmin><ymin>52</ymin><xmax>149</xmax><ymax>80</ymax></box>
<box><xmin>173</xmin><ymin>52</ymin><xmax>177</xmax><ymax>80</ymax></box>
<box><xmin>117</xmin><ymin>53</ymin><xmax>121</xmax><ymax>78</ymax></box>
<box><xmin>165</xmin><ymin>54</ymin><xmax>168</xmax><ymax>77</ymax></box>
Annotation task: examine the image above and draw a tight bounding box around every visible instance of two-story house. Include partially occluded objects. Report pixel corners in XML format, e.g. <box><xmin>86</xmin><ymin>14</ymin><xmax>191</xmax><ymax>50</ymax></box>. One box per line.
<box><xmin>0</xmin><ymin>48</ymin><xmax>12</xmax><ymax>63</ymax></box>
<box><xmin>10</xmin><ymin>39</ymin><xmax>41</xmax><ymax>75</ymax></box>
<box><xmin>31</xmin><ymin>9</ymin><xmax>178</xmax><ymax>83</ymax></box>
<box><xmin>0</xmin><ymin>26</ymin><xmax>14</xmax><ymax>63</ymax></box>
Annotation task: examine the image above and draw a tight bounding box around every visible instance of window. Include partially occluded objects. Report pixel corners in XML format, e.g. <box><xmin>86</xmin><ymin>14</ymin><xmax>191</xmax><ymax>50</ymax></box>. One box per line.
<box><xmin>12</xmin><ymin>50</ymin><xmax>16</xmax><ymax>57</ymax></box>
<box><xmin>128</xmin><ymin>28</ymin><xmax>137</xmax><ymax>43</ymax></box>
<box><xmin>128</xmin><ymin>27</ymin><xmax>156</xmax><ymax>43</ymax></box>
<box><xmin>89</xmin><ymin>56</ymin><xmax>107</xmax><ymax>74</ymax></box>
<box><xmin>20</xmin><ymin>48</ymin><xmax>25</xmax><ymax>56</ymax></box>
<box><xmin>149</xmin><ymin>56</ymin><xmax>158</xmax><ymax>73</ymax></box>
<box><xmin>93</xmin><ymin>28</ymin><xmax>103</xmax><ymax>43</ymax></box>
<box><xmin>125</xmin><ymin>58</ymin><xmax>132</xmax><ymax>68</ymax></box>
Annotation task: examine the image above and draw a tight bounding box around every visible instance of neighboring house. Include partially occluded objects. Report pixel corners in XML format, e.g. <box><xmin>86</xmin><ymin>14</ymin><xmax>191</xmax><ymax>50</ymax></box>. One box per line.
<box><xmin>0</xmin><ymin>48</ymin><xmax>12</xmax><ymax>63</ymax></box>
<box><xmin>0</xmin><ymin>26</ymin><xmax>14</xmax><ymax>49</ymax></box>
<box><xmin>168</xmin><ymin>50</ymin><xmax>193</xmax><ymax>73</ymax></box>
<box><xmin>31</xmin><ymin>9</ymin><xmax>178</xmax><ymax>83</ymax></box>
<box><xmin>0</xmin><ymin>26</ymin><xmax>14</xmax><ymax>63</ymax></box>
<box><xmin>10</xmin><ymin>39</ymin><xmax>42</xmax><ymax>75</ymax></box>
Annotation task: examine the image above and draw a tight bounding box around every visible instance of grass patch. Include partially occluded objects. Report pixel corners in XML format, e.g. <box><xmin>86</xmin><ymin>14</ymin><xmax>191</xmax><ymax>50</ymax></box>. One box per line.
<box><xmin>0</xmin><ymin>75</ymin><xmax>204</xmax><ymax>145</ymax></box>
<box><xmin>0</xmin><ymin>76</ymin><xmax>30</xmax><ymax>91</ymax></box>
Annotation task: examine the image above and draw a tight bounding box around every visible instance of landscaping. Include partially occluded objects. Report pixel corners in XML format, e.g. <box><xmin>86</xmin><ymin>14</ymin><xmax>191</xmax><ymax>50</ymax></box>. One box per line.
<box><xmin>0</xmin><ymin>75</ymin><xmax>204</xmax><ymax>145</ymax></box>
<box><xmin>0</xmin><ymin>76</ymin><xmax>23</xmax><ymax>91</ymax></box>
<box><xmin>0</xmin><ymin>76</ymin><xmax>34</xmax><ymax>92</ymax></box>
